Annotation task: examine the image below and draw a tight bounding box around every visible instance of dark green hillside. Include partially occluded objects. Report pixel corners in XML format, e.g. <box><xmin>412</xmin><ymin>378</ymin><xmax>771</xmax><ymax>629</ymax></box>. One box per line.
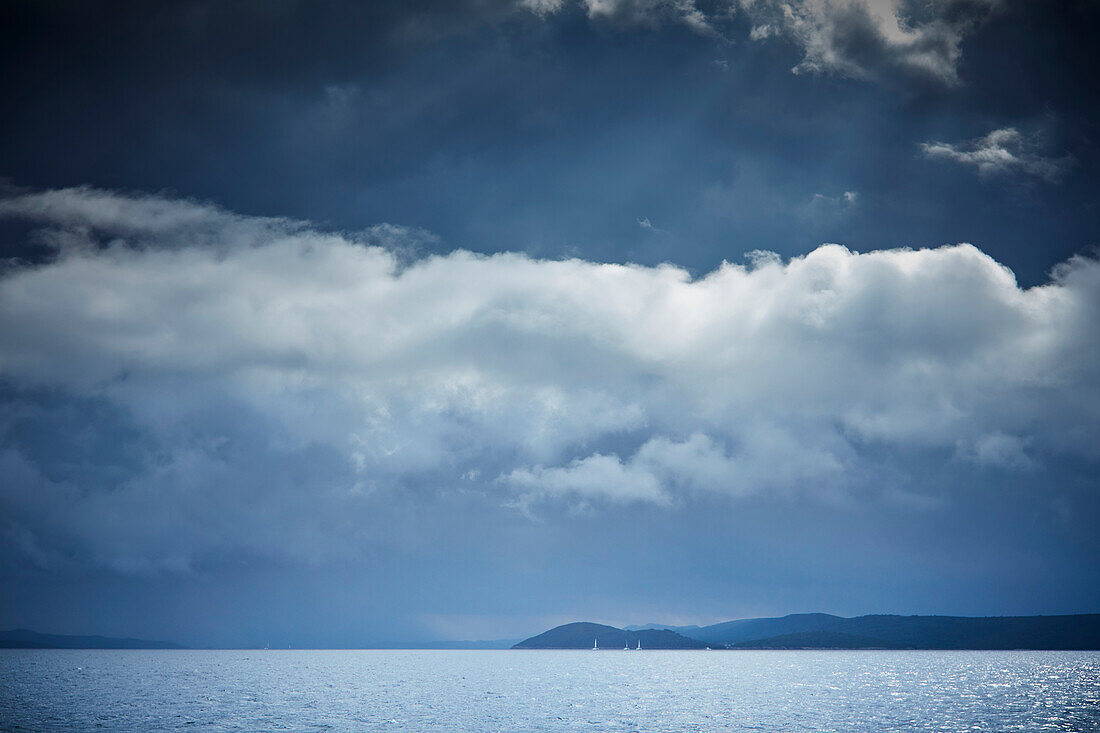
<box><xmin>829</xmin><ymin>614</ymin><xmax>1100</xmax><ymax>650</ymax></box>
<box><xmin>686</xmin><ymin>613</ymin><xmax>844</xmax><ymax>645</ymax></box>
<box><xmin>731</xmin><ymin>631</ymin><xmax>906</xmax><ymax>649</ymax></box>
<box><xmin>686</xmin><ymin>613</ymin><xmax>1100</xmax><ymax>649</ymax></box>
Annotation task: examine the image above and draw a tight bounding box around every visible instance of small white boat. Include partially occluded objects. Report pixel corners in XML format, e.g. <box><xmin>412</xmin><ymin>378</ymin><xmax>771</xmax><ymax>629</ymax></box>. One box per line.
<box><xmin>592</xmin><ymin>638</ymin><xmax>598</xmax><ymax>650</ymax></box>
<box><xmin>636</xmin><ymin>640</ymin><xmax>641</xmax><ymax>650</ymax></box>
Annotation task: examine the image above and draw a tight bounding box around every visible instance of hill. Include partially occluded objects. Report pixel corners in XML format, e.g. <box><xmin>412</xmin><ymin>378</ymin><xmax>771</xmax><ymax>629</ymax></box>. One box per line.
<box><xmin>634</xmin><ymin>613</ymin><xmax>1100</xmax><ymax>650</ymax></box>
<box><xmin>677</xmin><ymin>613</ymin><xmax>845</xmax><ymax>646</ymax></box>
<box><xmin>731</xmin><ymin>631</ymin><xmax>907</xmax><ymax>649</ymax></box>
<box><xmin>826</xmin><ymin>614</ymin><xmax>1100</xmax><ymax>650</ymax></box>
<box><xmin>513</xmin><ymin>622</ymin><xmax>710</xmax><ymax>649</ymax></box>
<box><xmin>0</xmin><ymin>628</ymin><xmax>185</xmax><ymax>649</ymax></box>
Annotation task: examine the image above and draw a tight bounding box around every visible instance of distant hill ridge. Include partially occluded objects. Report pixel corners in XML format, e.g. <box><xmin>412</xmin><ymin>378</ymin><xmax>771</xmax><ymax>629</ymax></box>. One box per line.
<box><xmin>513</xmin><ymin>622</ymin><xmax>710</xmax><ymax>649</ymax></box>
<box><xmin>0</xmin><ymin>628</ymin><xmax>185</xmax><ymax>649</ymax></box>
<box><xmin>732</xmin><ymin>631</ymin><xmax>909</xmax><ymax>649</ymax></box>
<box><xmin>518</xmin><ymin>614</ymin><xmax>1100</xmax><ymax>650</ymax></box>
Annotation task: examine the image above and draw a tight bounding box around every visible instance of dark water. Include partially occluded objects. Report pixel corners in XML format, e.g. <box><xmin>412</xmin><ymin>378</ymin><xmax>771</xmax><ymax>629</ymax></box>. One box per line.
<box><xmin>2</xmin><ymin>649</ymin><xmax>1098</xmax><ymax>732</ymax></box>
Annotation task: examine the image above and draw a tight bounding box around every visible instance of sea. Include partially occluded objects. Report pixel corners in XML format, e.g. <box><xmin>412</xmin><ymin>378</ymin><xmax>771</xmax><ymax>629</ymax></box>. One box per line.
<box><xmin>1</xmin><ymin>649</ymin><xmax>1098</xmax><ymax>732</ymax></box>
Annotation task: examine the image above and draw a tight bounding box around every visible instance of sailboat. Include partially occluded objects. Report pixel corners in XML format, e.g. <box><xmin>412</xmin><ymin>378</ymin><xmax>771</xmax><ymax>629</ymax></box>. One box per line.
<box><xmin>624</xmin><ymin>639</ymin><xmax>630</xmax><ymax>650</ymax></box>
<box><xmin>593</xmin><ymin>638</ymin><xmax>598</xmax><ymax>650</ymax></box>
<box><xmin>636</xmin><ymin>640</ymin><xmax>641</xmax><ymax>650</ymax></box>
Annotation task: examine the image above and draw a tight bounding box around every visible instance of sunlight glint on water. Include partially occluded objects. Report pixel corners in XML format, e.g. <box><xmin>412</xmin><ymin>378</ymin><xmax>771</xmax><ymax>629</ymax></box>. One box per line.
<box><xmin>2</xmin><ymin>650</ymin><xmax>1099</xmax><ymax>732</ymax></box>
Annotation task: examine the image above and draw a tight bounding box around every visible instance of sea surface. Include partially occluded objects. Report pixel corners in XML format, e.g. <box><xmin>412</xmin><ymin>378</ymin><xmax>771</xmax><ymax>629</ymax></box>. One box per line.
<box><xmin>1</xmin><ymin>649</ymin><xmax>1098</xmax><ymax>732</ymax></box>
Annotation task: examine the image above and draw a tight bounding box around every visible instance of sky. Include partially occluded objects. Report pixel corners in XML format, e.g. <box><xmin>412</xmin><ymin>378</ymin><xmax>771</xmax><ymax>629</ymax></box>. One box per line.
<box><xmin>0</xmin><ymin>0</ymin><xmax>1098</xmax><ymax>648</ymax></box>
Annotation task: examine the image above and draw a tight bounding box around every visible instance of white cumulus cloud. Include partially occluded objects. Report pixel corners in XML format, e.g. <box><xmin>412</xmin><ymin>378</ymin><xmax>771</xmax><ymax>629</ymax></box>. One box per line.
<box><xmin>1</xmin><ymin>185</ymin><xmax>1098</xmax><ymax>570</ymax></box>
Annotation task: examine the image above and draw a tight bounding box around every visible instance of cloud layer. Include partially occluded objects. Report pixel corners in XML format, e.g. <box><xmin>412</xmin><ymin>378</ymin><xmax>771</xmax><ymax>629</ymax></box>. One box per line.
<box><xmin>1</xmin><ymin>186</ymin><xmax>1098</xmax><ymax>572</ymax></box>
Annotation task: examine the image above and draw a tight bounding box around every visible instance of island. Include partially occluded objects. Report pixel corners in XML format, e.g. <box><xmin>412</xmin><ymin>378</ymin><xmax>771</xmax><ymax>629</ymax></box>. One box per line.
<box><xmin>513</xmin><ymin>622</ymin><xmax>710</xmax><ymax>649</ymax></box>
<box><xmin>515</xmin><ymin>613</ymin><xmax>1100</xmax><ymax>650</ymax></box>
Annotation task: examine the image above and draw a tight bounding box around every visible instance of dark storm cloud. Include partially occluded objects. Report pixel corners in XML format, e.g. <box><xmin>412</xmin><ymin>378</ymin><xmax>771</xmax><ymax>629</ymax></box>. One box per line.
<box><xmin>529</xmin><ymin>0</ymin><xmax>1003</xmax><ymax>86</ymax></box>
<box><xmin>3</xmin><ymin>0</ymin><xmax>1098</xmax><ymax>287</ymax></box>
